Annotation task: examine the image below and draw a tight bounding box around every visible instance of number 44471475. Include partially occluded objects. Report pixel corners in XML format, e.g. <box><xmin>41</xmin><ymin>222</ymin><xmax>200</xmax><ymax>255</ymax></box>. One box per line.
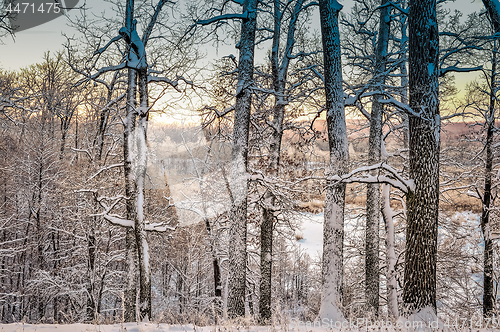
<box><xmin>6</xmin><ymin>2</ymin><xmax>61</xmax><ymax>14</ymax></box>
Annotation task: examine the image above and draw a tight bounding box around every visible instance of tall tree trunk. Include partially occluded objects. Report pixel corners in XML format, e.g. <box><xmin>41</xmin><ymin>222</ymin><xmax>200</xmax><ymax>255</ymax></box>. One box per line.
<box><xmin>481</xmin><ymin>41</ymin><xmax>496</xmax><ymax>318</ymax></box>
<box><xmin>317</xmin><ymin>0</ymin><xmax>348</xmax><ymax>321</ymax></box>
<box><xmin>122</xmin><ymin>0</ymin><xmax>138</xmax><ymax>322</ymax></box>
<box><xmin>365</xmin><ymin>0</ymin><xmax>390</xmax><ymax>317</ymax></box>
<box><xmin>403</xmin><ymin>0</ymin><xmax>439</xmax><ymax>315</ymax></box>
<box><xmin>123</xmin><ymin>64</ymin><xmax>138</xmax><ymax>324</ymax></box>
<box><xmin>227</xmin><ymin>0</ymin><xmax>258</xmax><ymax>319</ymax></box>
<box><xmin>479</xmin><ymin>0</ymin><xmax>499</xmax><ymax>317</ymax></box>
<box><xmin>135</xmin><ymin>67</ymin><xmax>151</xmax><ymax>321</ymax></box>
<box><xmin>259</xmin><ymin>0</ymin><xmax>302</xmax><ymax>322</ymax></box>
<box><xmin>258</xmin><ymin>0</ymin><xmax>281</xmax><ymax>318</ymax></box>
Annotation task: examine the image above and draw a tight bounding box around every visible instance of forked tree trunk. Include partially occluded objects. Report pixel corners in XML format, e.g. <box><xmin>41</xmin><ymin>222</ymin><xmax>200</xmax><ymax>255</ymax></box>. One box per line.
<box><xmin>317</xmin><ymin>0</ymin><xmax>348</xmax><ymax>321</ymax></box>
<box><xmin>227</xmin><ymin>0</ymin><xmax>258</xmax><ymax>319</ymax></box>
<box><xmin>258</xmin><ymin>0</ymin><xmax>303</xmax><ymax>323</ymax></box>
<box><xmin>122</xmin><ymin>0</ymin><xmax>138</xmax><ymax>315</ymax></box>
<box><xmin>365</xmin><ymin>0</ymin><xmax>390</xmax><ymax>317</ymax></box>
<box><xmin>403</xmin><ymin>0</ymin><xmax>439</xmax><ymax>315</ymax></box>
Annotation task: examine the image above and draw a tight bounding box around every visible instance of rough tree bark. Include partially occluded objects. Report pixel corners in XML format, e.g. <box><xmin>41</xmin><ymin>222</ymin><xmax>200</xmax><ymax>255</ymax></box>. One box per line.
<box><xmin>123</xmin><ymin>68</ymin><xmax>138</xmax><ymax>322</ymax></box>
<box><xmin>403</xmin><ymin>0</ymin><xmax>439</xmax><ymax>316</ymax></box>
<box><xmin>122</xmin><ymin>1</ymin><xmax>138</xmax><ymax>321</ymax></box>
<box><xmin>121</xmin><ymin>0</ymin><xmax>166</xmax><ymax>320</ymax></box>
<box><xmin>135</xmin><ymin>66</ymin><xmax>151</xmax><ymax>320</ymax></box>
<box><xmin>398</xmin><ymin>1</ymin><xmax>409</xmax><ymax>147</ymax></box>
<box><xmin>258</xmin><ymin>0</ymin><xmax>304</xmax><ymax>323</ymax></box>
<box><xmin>317</xmin><ymin>0</ymin><xmax>348</xmax><ymax>321</ymax></box>
<box><xmin>365</xmin><ymin>0</ymin><xmax>390</xmax><ymax>317</ymax></box>
<box><xmin>479</xmin><ymin>0</ymin><xmax>500</xmax><ymax>318</ymax></box>
<box><xmin>480</xmin><ymin>40</ymin><xmax>497</xmax><ymax>318</ymax></box>
<box><xmin>227</xmin><ymin>0</ymin><xmax>258</xmax><ymax>319</ymax></box>
<box><xmin>481</xmin><ymin>0</ymin><xmax>500</xmax><ymax>33</ymax></box>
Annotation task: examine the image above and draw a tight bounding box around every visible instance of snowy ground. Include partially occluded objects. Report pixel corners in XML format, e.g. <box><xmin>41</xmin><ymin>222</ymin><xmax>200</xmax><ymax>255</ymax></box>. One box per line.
<box><xmin>1</xmin><ymin>211</ymin><xmax>488</xmax><ymax>332</ymax></box>
<box><xmin>296</xmin><ymin>212</ymin><xmax>324</xmax><ymax>256</ymax></box>
<box><xmin>295</xmin><ymin>209</ymin><xmax>363</xmax><ymax>258</ymax></box>
<box><xmin>2</xmin><ymin>321</ymin><xmax>500</xmax><ymax>331</ymax></box>
<box><xmin>0</xmin><ymin>322</ymin><xmax>338</xmax><ymax>332</ymax></box>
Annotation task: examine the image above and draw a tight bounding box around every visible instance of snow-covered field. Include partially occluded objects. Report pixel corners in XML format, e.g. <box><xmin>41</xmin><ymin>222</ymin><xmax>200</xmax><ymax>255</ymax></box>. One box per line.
<box><xmin>296</xmin><ymin>212</ymin><xmax>324</xmax><ymax>256</ymax></box>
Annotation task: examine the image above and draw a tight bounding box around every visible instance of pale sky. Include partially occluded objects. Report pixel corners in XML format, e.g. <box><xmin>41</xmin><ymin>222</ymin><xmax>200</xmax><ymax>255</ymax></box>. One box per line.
<box><xmin>0</xmin><ymin>1</ymin><xmax>104</xmax><ymax>69</ymax></box>
<box><xmin>0</xmin><ymin>0</ymin><xmax>484</xmax><ymax>91</ymax></box>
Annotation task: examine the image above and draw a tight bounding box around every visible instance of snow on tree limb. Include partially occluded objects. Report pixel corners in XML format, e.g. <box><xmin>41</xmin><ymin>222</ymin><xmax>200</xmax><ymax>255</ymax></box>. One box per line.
<box><xmin>74</xmin><ymin>63</ymin><xmax>127</xmax><ymax>87</ymax></box>
<box><xmin>147</xmin><ymin>75</ymin><xmax>194</xmax><ymax>91</ymax></box>
<box><xmin>119</xmin><ymin>21</ymin><xmax>147</xmax><ymax>70</ymax></box>
<box><xmin>103</xmin><ymin>215</ymin><xmax>135</xmax><ymax>228</ymax></box>
<box><xmin>103</xmin><ymin>216</ymin><xmax>175</xmax><ymax>232</ymax></box>
<box><xmin>77</xmin><ymin>190</ymin><xmax>176</xmax><ymax>233</ymax></box>
<box><xmin>144</xmin><ymin>222</ymin><xmax>176</xmax><ymax>232</ymax></box>
<box><xmin>88</xmin><ymin>163</ymin><xmax>124</xmax><ymax>181</ymax></box>
<box><xmin>328</xmin><ymin>162</ymin><xmax>414</xmax><ymax>193</ymax></box>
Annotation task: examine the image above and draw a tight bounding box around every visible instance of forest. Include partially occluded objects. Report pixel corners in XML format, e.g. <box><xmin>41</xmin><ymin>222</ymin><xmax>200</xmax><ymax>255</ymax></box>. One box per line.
<box><xmin>0</xmin><ymin>0</ymin><xmax>500</xmax><ymax>329</ymax></box>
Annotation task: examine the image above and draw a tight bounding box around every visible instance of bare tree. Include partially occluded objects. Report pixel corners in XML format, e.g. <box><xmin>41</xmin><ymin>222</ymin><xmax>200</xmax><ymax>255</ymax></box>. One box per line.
<box><xmin>364</xmin><ymin>0</ymin><xmax>391</xmax><ymax>317</ymax></box>
<box><xmin>403</xmin><ymin>0</ymin><xmax>440</xmax><ymax>317</ymax></box>
<box><xmin>317</xmin><ymin>0</ymin><xmax>348</xmax><ymax>321</ymax></box>
<box><xmin>190</xmin><ymin>0</ymin><xmax>259</xmax><ymax>318</ymax></box>
<box><xmin>477</xmin><ymin>0</ymin><xmax>500</xmax><ymax>318</ymax></box>
<box><xmin>257</xmin><ymin>0</ymin><xmax>315</xmax><ymax>323</ymax></box>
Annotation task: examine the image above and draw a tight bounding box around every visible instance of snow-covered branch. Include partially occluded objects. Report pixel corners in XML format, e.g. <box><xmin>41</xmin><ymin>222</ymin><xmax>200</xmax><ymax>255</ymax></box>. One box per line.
<box><xmin>148</xmin><ymin>75</ymin><xmax>194</xmax><ymax>90</ymax></box>
<box><xmin>144</xmin><ymin>222</ymin><xmax>176</xmax><ymax>232</ymax></box>
<box><xmin>88</xmin><ymin>163</ymin><xmax>124</xmax><ymax>181</ymax></box>
<box><xmin>328</xmin><ymin>163</ymin><xmax>414</xmax><ymax>193</ymax></box>
<box><xmin>75</xmin><ymin>63</ymin><xmax>127</xmax><ymax>87</ymax></box>
<box><xmin>103</xmin><ymin>215</ymin><xmax>134</xmax><ymax>228</ymax></box>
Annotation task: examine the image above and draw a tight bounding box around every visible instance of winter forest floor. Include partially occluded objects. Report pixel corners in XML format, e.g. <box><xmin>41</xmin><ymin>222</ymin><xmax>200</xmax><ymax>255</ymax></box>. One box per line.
<box><xmin>0</xmin><ymin>212</ymin><xmax>489</xmax><ymax>332</ymax></box>
<box><xmin>2</xmin><ymin>321</ymin><xmax>500</xmax><ymax>332</ymax></box>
